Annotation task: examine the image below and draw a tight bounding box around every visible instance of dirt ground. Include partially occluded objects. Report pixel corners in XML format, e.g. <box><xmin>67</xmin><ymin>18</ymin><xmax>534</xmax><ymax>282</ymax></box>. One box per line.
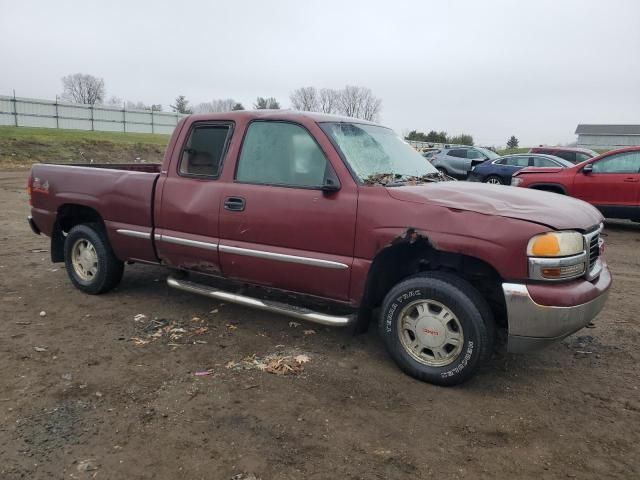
<box><xmin>1</xmin><ymin>170</ymin><xmax>639</xmax><ymax>480</ymax></box>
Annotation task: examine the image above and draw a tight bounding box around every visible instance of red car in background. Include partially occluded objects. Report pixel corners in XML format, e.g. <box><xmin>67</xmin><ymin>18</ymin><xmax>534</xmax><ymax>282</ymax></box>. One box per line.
<box><xmin>512</xmin><ymin>147</ymin><xmax>640</xmax><ymax>221</ymax></box>
<box><xmin>529</xmin><ymin>146</ymin><xmax>599</xmax><ymax>164</ymax></box>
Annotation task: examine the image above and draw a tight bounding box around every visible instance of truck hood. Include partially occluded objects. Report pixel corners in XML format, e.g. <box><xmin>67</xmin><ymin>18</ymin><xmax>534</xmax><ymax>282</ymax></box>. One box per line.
<box><xmin>385</xmin><ymin>182</ymin><xmax>602</xmax><ymax>231</ymax></box>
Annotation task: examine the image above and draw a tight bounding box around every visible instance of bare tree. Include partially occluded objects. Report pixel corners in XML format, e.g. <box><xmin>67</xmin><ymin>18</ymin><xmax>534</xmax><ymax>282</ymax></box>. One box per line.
<box><xmin>336</xmin><ymin>86</ymin><xmax>381</xmax><ymax>121</ymax></box>
<box><xmin>105</xmin><ymin>96</ymin><xmax>123</xmax><ymax>106</ymax></box>
<box><xmin>61</xmin><ymin>73</ymin><xmax>105</xmax><ymax>105</ymax></box>
<box><xmin>359</xmin><ymin>88</ymin><xmax>382</xmax><ymax>122</ymax></box>
<box><xmin>290</xmin><ymin>87</ymin><xmax>319</xmax><ymax>111</ymax></box>
<box><xmin>338</xmin><ymin>85</ymin><xmax>364</xmax><ymax>118</ymax></box>
<box><xmin>194</xmin><ymin>98</ymin><xmax>239</xmax><ymax>113</ymax></box>
<box><xmin>319</xmin><ymin>88</ymin><xmax>340</xmax><ymax>114</ymax></box>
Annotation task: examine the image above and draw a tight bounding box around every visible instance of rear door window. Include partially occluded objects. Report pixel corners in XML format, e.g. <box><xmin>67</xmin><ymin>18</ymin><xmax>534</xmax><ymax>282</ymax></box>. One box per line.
<box><xmin>179</xmin><ymin>124</ymin><xmax>232</xmax><ymax>177</ymax></box>
<box><xmin>533</xmin><ymin>157</ymin><xmax>557</xmax><ymax>167</ymax></box>
<box><xmin>503</xmin><ymin>156</ymin><xmax>529</xmax><ymax>167</ymax></box>
<box><xmin>447</xmin><ymin>149</ymin><xmax>467</xmax><ymax>158</ymax></box>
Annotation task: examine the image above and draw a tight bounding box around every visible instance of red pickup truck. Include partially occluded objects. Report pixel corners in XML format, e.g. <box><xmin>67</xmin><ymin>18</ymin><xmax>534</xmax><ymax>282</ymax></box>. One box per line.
<box><xmin>27</xmin><ymin>111</ymin><xmax>611</xmax><ymax>385</ymax></box>
<box><xmin>512</xmin><ymin>147</ymin><xmax>640</xmax><ymax>221</ymax></box>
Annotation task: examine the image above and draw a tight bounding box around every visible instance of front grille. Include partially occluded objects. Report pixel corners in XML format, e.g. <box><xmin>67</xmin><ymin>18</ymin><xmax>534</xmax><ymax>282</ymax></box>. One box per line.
<box><xmin>584</xmin><ymin>225</ymin><xmax>602</xmax><ymax>278</ymax></box>
<box><xmin>588</xmin><ymin>233</ymin><xmax>600</xmax><ymax>270</ymax></box>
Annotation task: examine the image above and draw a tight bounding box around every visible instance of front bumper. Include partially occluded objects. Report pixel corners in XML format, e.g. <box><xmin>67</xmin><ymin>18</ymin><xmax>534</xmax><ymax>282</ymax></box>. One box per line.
<box><xmin>503</xmin><ymin>270</ymin><xmax>611</xmax><ymax>353</ymax></box>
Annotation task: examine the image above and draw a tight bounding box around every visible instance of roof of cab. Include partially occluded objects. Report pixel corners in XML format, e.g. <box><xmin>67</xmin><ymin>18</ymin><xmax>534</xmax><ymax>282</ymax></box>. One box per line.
<box><xmin>185</xmin><ymin>109</ymin><xmax>381</xmax><ymax>126</ymax></box>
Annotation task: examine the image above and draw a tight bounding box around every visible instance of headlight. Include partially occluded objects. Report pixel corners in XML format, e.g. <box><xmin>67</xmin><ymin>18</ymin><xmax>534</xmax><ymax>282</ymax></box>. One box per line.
<box><xmin>527</xmin><ymin>231</ymin><xmax>587</xmax><ymax>281</ymax></box>
<box><xmin>511</xmin><ymin>177</ymin><xmax>523</xmax><ymax>187</ymax></box>
<box><xmin>527</xmin><ymin>231</ymin><xmax>583</xmax><ymax>257</ymax></box>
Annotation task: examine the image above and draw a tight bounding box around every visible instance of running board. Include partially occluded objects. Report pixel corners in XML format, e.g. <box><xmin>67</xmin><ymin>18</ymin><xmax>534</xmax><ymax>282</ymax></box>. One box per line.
<box><xmin>167</xmin><ymin>276</ymin><xmax>356</xmax><ymax>327</ymax></box>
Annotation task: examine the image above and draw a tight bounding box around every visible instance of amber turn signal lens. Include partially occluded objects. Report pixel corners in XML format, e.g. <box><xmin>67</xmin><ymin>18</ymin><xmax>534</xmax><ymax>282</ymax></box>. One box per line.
<box><xmin>531</xmin><ymin>234</ymin><xmax>560</xmax><ymax>257</ymax></box>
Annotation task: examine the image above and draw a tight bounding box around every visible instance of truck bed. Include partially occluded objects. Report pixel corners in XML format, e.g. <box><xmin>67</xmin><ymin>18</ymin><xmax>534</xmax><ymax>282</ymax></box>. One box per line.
<box><xmin>29</xmin><ymin>162</ymin><xmax>161</xmax><ymax>263</ymax></box>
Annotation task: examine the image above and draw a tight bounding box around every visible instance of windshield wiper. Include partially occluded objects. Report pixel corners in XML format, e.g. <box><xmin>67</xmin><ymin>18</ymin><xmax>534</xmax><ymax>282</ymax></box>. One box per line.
<box><xmin>364</xmin><ymin>171</ymin><xmax>455</xmax><ymax>186</ymax></box>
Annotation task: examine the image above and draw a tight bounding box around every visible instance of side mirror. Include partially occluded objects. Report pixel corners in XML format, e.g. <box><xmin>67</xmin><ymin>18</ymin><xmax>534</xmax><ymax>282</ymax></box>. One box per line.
<box><xmin>582</xmin><ymin>164</ymin><xmax>593</xmax><ymax>174</ymax></box>
<box><xmin>320</xmin><ymin>168</ymin><xmax>341</xmax><ymax>192</ymax></box>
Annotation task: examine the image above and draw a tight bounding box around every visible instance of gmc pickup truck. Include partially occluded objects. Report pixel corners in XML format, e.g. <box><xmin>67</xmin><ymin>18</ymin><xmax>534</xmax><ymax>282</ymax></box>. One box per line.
<box><xmin>28</xmin><ymin>111</ymin><xmax>611</xmax><ymax>385</ymax></box>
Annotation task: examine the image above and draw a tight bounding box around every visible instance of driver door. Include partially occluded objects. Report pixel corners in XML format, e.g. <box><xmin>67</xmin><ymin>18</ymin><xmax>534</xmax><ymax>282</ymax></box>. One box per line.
<box><xmin>217</xmin><ymin>120</ymin><xmax>358</xmax><ymax>301</ymax></box>
<box><xmin>573</xmin><ymin>151</ymin><xmax>640</xmax><ymax>211</ymax></box>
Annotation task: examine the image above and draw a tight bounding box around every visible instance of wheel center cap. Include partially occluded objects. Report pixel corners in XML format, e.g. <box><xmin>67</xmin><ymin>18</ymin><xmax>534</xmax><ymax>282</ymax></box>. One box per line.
<box><xmin>415</xmin><ymin>317</ymin><xmax>446</xmax><ymax>348</ymax></box>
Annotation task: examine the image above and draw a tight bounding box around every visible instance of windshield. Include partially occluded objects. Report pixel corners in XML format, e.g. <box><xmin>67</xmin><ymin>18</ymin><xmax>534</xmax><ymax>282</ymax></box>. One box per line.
<box><xmin>553</xmin><ymin>157</ymin><xmax>575</xmax><ymax>167</ymax></box>
<box><xmin>320</xmin><ymin>122</ymin><xmax>439</xmax><ymax>184</ymax></box>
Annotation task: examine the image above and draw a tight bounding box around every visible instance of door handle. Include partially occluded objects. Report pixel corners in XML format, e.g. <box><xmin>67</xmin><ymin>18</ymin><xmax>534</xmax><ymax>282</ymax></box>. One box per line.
<box><xmin>224</xmin><ymin>196</ymin><xmax>246</xmax><ymax>211</ymax></box>
<box><xmin>623</xmin><ymin>177</ymin><xmax>639</xmax><ymax>183</ymax></box>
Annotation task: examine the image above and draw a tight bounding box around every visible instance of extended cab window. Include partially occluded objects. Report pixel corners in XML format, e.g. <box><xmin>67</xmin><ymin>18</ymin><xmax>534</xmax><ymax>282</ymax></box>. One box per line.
<box><xmin>179</xmin><ymin>124</ymin><xmax>231</xmax><ymax>177</ymax></box>
<box><xmin>236</xmin><ymin>122</ymin><xmax>328</xmax><ymax>187</ymax></box>
<box><xmin>592</xmin><ymin>151</ymin><xmax>640</xmax><ymax>173</ymax></box>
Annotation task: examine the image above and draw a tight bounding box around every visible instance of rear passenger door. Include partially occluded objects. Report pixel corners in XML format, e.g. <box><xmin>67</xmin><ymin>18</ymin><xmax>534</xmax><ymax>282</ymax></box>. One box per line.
<box><xmin>217</xmin><ymin>120</ymin><xmax>357</xmax><ymax>301</ymax></box>
<box><xmin>154</xmin><ymin>121</ymin><xmax>233</xmax><ymax>274</ymax></box>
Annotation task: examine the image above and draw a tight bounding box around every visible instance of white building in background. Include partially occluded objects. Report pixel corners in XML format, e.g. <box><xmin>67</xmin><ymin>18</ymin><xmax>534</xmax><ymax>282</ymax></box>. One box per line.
<box><xmin>576</xmin><ymin>124</ymin><xmax>640</xmax><ymax>150</ymax></box>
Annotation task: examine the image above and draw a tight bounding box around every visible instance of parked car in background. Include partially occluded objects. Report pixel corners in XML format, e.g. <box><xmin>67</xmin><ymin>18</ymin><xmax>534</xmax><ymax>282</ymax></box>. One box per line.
<box><xmin>421</xmin><ymin>148</ymin><xmax>440</xmax><ymax>159</ymax></box>
<box><xmin>529</xmin><ymin>146</ymin><xmax>599</xmax><ymax>164</ymax></box>
<box><xmin>468</xmin><ymin>154</ymin><xmax>573</xmax><ymax>185</ymax></box>
<box><xmin>430</xmin><ymin>146</ymin><xmax>501</xmax><ymax>178</ymax></box>
<box><xmin>512</xmin><ymin>147</ymin><xmax>640</xmax><ymax>221</ymax></box>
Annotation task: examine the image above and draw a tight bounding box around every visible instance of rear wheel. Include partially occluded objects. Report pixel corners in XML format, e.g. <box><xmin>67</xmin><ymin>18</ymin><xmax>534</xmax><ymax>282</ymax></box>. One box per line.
<box><xmin>379</xmin><ymin>272</ymin><xmax>494</xmax><ymax>386</ymax></box>
<box><xmin>484</xmin><ymin>175</ymin><xmax>504</xmax><ymax>185</ymax></box>
<box><xmin>64</xmin><ymin>223</ymin><xmax>124</xmax><ymax>294</ymax></box>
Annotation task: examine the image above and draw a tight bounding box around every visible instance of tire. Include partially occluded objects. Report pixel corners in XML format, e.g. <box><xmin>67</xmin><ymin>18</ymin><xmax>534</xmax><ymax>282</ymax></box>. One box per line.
<box><xmin>378</xmin><ymin>271</ymin><xmax>494</xmax><ymax>386</ymax></box>
<box><xmin>64</xmin><ymin>223</ymin><xmax>124</xmax><ymax>294</ymax></box>
<box><xmin>484</xmin><ymin>175</ymin><xmax>504</xmax><ymax>185</ymax></box>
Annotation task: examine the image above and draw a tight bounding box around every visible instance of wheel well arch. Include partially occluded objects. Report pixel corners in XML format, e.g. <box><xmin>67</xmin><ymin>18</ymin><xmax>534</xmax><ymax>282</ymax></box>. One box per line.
<box><xmin>528</xmin><ymin>183</ymin><xmax>567</xmax><ymax>195</ymax></box>
<box><xmin>50</xmin><ymin>204</ymin><xmax>105</xmax><ymax>262</ymax></box>
<box><xmin>356</xmin><ymin>235</ymin><xmax>506</xmax><ymax>333</ymax></box>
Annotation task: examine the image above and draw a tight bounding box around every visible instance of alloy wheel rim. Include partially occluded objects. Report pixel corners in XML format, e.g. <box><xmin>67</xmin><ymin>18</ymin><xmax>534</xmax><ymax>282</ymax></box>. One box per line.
<box><xmin>71</xmin><ymin>239</ymin><xmax>98</xmax><ymax>281</ymax></box>
<box><xmin>398</xmin><ymin>299</ymin><xmax>464</xmax><ymax>367</ymax></box>
<box><xmin>487</xmin><ymin>178</ymin><xmax>501</xmax><ymax>184</ymax></box>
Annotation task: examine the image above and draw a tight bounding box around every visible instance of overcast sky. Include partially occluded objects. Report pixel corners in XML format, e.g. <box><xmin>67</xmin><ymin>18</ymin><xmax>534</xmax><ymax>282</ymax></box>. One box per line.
<box><xmin>1</xmin><ymin>0</ymin><xmax>639</xmax><ymax>146</ymax></box>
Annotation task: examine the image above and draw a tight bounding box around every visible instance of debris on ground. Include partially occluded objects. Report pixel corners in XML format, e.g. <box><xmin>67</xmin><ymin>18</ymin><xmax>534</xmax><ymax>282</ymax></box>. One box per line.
<box><xmin>226</xmin><ymin>351</ymin><xmax>311</xmax><ymax>376</ymax></box>
<box><xmin>34</xmin><ymin>346</ymin><xmax>47</xmax><ymax>352</ymax></box>
<box><xmin>303</xmin><ymin>329</ymin><xmax>316</xmax><ymax>335</ymax></box>
<box><xmin>194</xmin><ymin>369</ymin><xmax>213</xmax><ymax>377</ymax></box>
<box><xmin>226</xmin><ymin>323</ymin><xmax>238</xmax><ymax>331</ymax></box>
<box><xmin>129</xmin><ymin>316</ymin><xmax>213</xmax><ymax>346</ymax></box>
<box><xmin>76</xmin><ymin>458</ymin><xmax>99</xmax><ymax>472</ymax></box>
<box><xmin>288</xmin><ymin>321</ymin><xmax>300</xmax><ymax>328</ymax></box>
<box><xmin>231</xmin><ymin>474</ymin><xmax>260</xmax><ymax>480</ymax></box>
<box><xmin>39</xmin><ymin>310</ymin><xmax>46</xmax><ymax>317</ymax></box>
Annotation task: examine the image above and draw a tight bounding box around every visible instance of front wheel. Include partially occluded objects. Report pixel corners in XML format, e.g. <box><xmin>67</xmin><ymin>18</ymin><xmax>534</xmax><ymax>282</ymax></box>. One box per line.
<box><xmin>484</xmin><ymin>175</ymin><xmax>504</xmax><ymax>185</ymax></box>
<box><xmin>379</xmin><ymin>272</ymin><xmax>494</xmax><ymax>386</ymax></box>
<box><xmin>64</xmin><ymin>223</ymin><xmax>124</xmax><ymax>294</ymax></box>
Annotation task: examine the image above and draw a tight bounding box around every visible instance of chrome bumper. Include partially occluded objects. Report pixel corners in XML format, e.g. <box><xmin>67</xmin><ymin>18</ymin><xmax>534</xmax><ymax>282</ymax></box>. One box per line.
<box><xmin>502</xmin><ymin>282</ymin><xmax>610</xmax><ymax>353</ymax></box>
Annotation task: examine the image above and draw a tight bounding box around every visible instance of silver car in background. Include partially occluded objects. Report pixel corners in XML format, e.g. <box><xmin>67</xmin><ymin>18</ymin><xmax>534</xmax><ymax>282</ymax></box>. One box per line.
<box><xmin>430</xmin><ymin>146</ymin><xmax>501</xmax><ymax>178</ymax></box>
